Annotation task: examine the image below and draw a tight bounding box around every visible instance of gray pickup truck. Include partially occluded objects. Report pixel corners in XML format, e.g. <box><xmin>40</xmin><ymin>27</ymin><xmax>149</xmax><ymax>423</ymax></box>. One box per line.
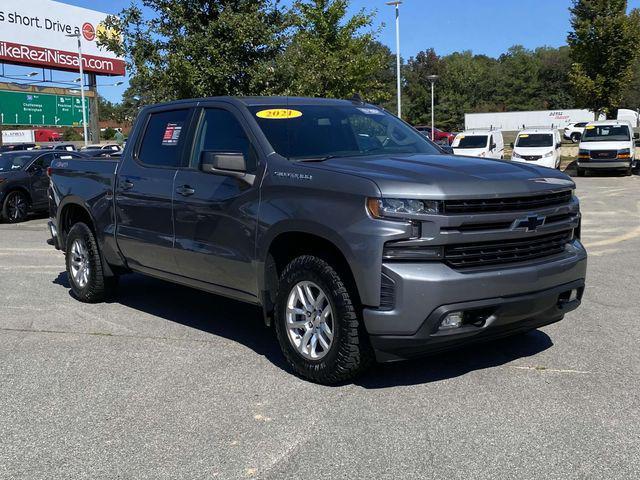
<box><xmin>48</xmin><ymin>97</ymin><xmax>587</xmax><ymax>384</ymax></box>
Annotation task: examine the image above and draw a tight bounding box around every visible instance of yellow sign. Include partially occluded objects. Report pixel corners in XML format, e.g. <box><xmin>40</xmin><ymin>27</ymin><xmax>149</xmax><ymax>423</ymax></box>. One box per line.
<box><xmin>256</xmin><ymin>109</ymin><xmax>303</xmax><ymax>119</ymax></box>
<box><xmin>585</xmin><ymin>125</ymin><xmax>596</xmax><ymax>129</ymax></box>
<box><xmin>519</xmin><ymin>134</ymin><xmax>530</xmax><ymax>138</ymax></box>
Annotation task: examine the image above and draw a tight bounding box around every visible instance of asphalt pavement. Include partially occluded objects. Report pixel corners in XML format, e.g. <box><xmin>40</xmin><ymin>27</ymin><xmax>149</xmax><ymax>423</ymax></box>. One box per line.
<box><xmin>1</xmin><ymin>173</ymin><xmax>639</xmax><ymax>479</ymax></box>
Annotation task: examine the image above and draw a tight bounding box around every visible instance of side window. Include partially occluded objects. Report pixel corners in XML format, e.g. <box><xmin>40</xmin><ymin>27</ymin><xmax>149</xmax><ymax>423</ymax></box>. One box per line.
<box><xmin>192</xmin><ymin>108</ymin><xmax>257</xmax><ymax>171</ymax></box>
<box><xmin>30</xmin><ymin>153</ymin><xmax>53</xmax><ymax>170</ymax></box>
<box><xmin>138</xmin><ymin>109</ymin><xmax>190</xmax><ymax>167</ymax></box>
<box><xmin>55</xmin><ymin>152</ymin><xmax>82</xmax><ymax>160</ymax></box>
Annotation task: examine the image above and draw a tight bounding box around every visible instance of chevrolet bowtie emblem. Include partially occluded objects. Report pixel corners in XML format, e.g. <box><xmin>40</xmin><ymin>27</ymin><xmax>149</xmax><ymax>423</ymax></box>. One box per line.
<box><xmin>514</xmin><ymin>215</ymin><xmax>546</xmax><ymax>232</ymax></box>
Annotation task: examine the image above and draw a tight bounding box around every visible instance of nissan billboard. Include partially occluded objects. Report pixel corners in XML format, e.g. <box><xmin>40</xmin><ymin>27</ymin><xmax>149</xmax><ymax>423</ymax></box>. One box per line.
<box><xmin>0</xmin><ymin>0</ymin><xmax>125</xmax><ymax>76</ymax></box>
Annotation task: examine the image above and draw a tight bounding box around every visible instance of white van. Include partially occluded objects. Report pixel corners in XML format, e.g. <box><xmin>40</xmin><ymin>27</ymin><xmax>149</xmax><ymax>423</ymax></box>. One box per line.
<box><xmin>510</xmin><ymin>128</ymin><xmax>562</xmax><ymax>169</ymax></box>
<box><xmin>451</xmin><ymin>129</ymin><xmax>504</xmax><ymax>159</ymax></box>
<box><xmin>577</xmin><ymin>120</ymin><xmax>638</xmax><ymax>176</ymax></box>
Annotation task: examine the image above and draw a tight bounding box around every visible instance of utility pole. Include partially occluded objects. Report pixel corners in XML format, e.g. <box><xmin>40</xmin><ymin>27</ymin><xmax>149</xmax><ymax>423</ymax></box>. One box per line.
<box><xmin>66</xmin><ymin>33</ymin><xmax>89</xmax><ymax>147</ymax></box>
<box><xmin>386</xmin><ymin>1</ymin><xmax>403</xmax><ymax>119</ymax></box>
<box><xmin>88</xmin><ymin>73</ymin><xmax>100</xmax><ymax>144</ymax></box>
<box><xmin>427</xmin><ymin>75</ymin><xmax>439</xmax><ymax>141</ymax></box>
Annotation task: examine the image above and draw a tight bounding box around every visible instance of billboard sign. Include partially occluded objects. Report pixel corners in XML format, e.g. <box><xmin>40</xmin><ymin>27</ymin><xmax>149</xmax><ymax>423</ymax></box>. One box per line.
<box><xmin>0</xmin><ymin>0</ymin><xmax>125</xmax><ymax>76</ymax></box>
<box><xmin>0</xmin><ymin>89</ymin><xmax>89</xmax><ymax>127</ymax></box>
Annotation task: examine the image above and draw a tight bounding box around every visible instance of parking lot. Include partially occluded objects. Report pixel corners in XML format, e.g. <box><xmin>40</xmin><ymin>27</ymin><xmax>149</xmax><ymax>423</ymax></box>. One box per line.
<box><xmin>0</xmin><ymin>174</ymin><xmax>639</xmax><ymax>479</ymax></box>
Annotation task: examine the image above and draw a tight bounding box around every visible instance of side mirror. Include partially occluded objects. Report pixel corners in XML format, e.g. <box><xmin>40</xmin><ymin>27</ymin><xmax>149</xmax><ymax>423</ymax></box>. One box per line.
<box><xmin>201</xmin><ymin>151</ymin><xmax>247</xmax><ymax>173</ymax></box>
<box><xmin>634</xmin><ymin>132</ymin><xmax>639</xmax><ymax>140</ymax></box>
<box><xmin>509</xmin><ymin>142</ymin><xmax>514</xmax><ymax>148</ymax></box>
<box><xmin>28</xmin><ymin>165</ymin><xmax>43</xmax><ymax>175</ymax></box>
<box><xmin>635</xmin><ymin>140</ymin><xmax>640</xmax><ymax>147</ymax></box>
<box><xmin>556</xmin><ymin>143</ymin><xmax>562</xmax><ymax>148</ymax></box>
<box><xmin>490</xmin><ymin>144</ymin><xmax>496</xmax><ymax>151</ymax></box>
<box><xmin>440</xmin><ymin>145</ymin><xmax>454</xmax><ymax>155</ymax></box>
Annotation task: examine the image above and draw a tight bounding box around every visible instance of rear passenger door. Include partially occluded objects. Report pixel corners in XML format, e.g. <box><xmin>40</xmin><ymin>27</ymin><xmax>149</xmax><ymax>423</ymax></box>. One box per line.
<box><xmin>26</xmin><ymin>152</ymin><xmax>54</xmax><ymax>208</ymax></box>
<box><xmin>115</xmin><ymin>107</ymin><xmax>194</xmax><ymax>273</ymax></box>
<box><xmin>172</xmin><ymin>105</ymin><xmax>261</xmax><ymax>295</ymax></box>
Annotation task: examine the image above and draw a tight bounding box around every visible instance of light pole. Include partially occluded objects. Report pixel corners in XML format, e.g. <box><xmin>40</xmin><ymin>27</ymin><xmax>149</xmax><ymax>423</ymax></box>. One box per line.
<box><xmin>427</xmin><ymin>74</ymin><xmax>439</xmax><ymax>141</ymax></box>
<box><xmin>386</xmin><ymin>1</ymin><xmax>403</xmax><ymax>119</ymax></box>
<box><xmin>66</xmin><ymin>33</ymin><xmax>88</xmax><ymax>147</ymax></box>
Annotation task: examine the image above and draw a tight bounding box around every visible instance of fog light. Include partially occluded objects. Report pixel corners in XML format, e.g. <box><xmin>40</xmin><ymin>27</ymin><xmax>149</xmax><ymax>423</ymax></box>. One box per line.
<box><xmin>440</xmin><ymin>311</ymin><xmax>464</xmax><ymax>330</ymax></box>
<box><xmin>569</xmin><ymin>289</ymin><xmax>578</xmax><ymax>302</ymax></box>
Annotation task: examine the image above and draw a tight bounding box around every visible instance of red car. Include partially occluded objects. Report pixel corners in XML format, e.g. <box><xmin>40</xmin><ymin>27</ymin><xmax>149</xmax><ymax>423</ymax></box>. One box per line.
<box><xmin>415</xmin><ymin>125</ymin><xmax>455</xmax><ymax>145</ymax></box>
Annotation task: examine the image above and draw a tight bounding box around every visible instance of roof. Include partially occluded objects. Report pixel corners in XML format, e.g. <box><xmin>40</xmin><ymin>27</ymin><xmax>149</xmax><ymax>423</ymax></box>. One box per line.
<box><xmin>586</xmin><ymin>120</ymin><xmax>632</xmax><ymax>126</ymax></box>
<box><xmin>143</xmin><ymin>96</ymin><xmax>374</xmax><ymax>109</ymax></box>
<box><xmin>457</xmin><ymin>129</ymin><xmax>500</xmax><ymax>135</ymax></box>
<box><xmin>517</xmin><ymin>128</ymin><xmax>556</xmax><ymax>135</ymax></box>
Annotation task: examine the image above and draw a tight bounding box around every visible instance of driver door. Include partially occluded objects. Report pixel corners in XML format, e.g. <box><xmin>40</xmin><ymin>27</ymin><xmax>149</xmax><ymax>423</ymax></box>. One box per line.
<box><xmin>27</xmin><ymin>152</ymin><xmax>54</xmax><ymax>208</ymax></box>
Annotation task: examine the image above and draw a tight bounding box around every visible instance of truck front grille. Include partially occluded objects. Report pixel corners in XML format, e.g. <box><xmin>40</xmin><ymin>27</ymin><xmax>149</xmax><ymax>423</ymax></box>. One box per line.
<box><xmin>590</xmin><ymin>150</ymin><xmax>617</xmax><ymax>160</ymax></box>
<box><xmin>443</xmin><ymin>190</ymin><xmax>572</xmax><ymax>214</ymax></box>
<box><xmin>444</xmin><ymin>230</ymin><xmax>573</xmax><ymax>269</ymax></box>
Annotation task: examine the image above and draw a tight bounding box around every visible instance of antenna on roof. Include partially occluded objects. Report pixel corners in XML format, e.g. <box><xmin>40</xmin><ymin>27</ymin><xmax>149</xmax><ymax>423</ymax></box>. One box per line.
<box><xmin>350</xmin><ymin>93</ymin><xmax>364</xmax><ymax>104</ymax></box>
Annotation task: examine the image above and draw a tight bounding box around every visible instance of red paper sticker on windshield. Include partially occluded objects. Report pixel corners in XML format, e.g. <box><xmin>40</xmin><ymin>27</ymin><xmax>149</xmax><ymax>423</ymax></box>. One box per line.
<box><xmin>162</xmin><ymin>123</ymin><xmax>183</xmax><ymax>146</ymax></box>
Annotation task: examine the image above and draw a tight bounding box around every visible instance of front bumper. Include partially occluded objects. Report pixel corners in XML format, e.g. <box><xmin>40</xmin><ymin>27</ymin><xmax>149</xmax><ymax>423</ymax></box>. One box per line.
<box><xmin>363</xmin><ymin>241</ymin><xmax>587</xmax><ymax>361</ymax></box>
<box><xmin>577</xmin><ymin>160</ymin><xmax>631</xmax><ymax>169</ymax></box>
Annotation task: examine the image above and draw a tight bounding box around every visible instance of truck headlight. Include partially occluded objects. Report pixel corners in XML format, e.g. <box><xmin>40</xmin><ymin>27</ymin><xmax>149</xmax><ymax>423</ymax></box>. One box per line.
<box><xmin>618</xmin><ymin>148</ymin><xmax>631</xmax><ymax>159</ymax></box>
<box><xmin>542</xmin><ymin>151</ymin><xmax>554</xmax><ymax>158</ymax></box>
<box><xmin>512</xmin><ymin>151</ymin><xmax>522</xmax><ymax>159</ymax></box>
<box><xmin>367</xmin><ymin>198</ymin><xmax>442</xmax><ymax>219</ymax></box>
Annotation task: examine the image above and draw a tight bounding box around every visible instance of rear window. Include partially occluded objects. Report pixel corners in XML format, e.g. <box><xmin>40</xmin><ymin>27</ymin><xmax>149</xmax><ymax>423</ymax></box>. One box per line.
<box><xmin>516</xmin><ymin>134</ymin><xmax>553</xmax><ymax>148</ymax></box>
<box><xmin>138</xmin><ymin>109</ymin><xmax>190</xmax><ymax>167</ymax></box>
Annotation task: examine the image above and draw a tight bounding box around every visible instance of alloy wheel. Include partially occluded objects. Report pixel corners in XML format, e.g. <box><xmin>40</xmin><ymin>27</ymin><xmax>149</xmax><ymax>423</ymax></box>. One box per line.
<box><xmin>69</xmin><ymin>238</ymin><xmax>90</xmax><ymax>288</ymax></box>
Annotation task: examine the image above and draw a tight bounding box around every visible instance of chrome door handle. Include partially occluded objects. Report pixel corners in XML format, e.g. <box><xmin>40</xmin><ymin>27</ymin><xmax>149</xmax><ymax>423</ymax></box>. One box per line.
<box><xmin>176</xmin><ymin>185</ymin><xmax>195</xmax><ymax>196</ymax></box>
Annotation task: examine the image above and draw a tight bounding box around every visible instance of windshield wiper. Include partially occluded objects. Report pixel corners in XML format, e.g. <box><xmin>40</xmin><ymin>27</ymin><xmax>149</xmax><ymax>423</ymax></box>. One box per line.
<box><xmin>296</xmin><ymin>155</ymin><xmax>342</xmax><ymax>163</ymax></box>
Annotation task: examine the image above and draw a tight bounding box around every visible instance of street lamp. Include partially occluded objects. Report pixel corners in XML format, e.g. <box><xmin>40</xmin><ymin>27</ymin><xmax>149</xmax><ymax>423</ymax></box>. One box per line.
<box><xmin>66</xmin><ymin>33</ymin><xmax>88</xmax><ymax>147</ymax></box>
<box><xmin>386</xmin><ymin>1</ymin><xmax>403</xmax><ymax>119</ymax></box>
<box><xmin>427</xmin><ymin>74</ymin><xmax>439</xmax><ymax>142</ymax></box>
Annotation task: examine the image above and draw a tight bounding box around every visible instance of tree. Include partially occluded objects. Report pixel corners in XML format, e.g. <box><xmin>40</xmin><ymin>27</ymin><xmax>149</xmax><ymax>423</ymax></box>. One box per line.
<box><xmin>568</xmin><ymin>0</ymin><xmax>640</xmax><ymax>117</ymax></box>
<box><xmin>252</xmin><ymin>0</ymin><xmax>391</xmax><ymax>103</ymax></box>
<box><xmin>99</xmin><ymin>1</ymin><xmax>286</xmax><ymax>103</ymax></box>
<box><xmin>404</xmin><ymin>49</ymin><xmax>444</xmax><ymax>124</ymax></box>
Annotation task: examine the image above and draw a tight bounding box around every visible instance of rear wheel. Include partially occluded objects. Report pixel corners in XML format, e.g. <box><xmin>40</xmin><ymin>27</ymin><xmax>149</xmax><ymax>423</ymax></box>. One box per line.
<box><xmin>65</xmin><ymin>222</ymin><xmax>117</xmax><ymax>303</ymax></box>
<box><xmin>274</xmin><ymin>255</ymin><xmax>373</xmax><ymax>384</ymax></box>
<box><xmin>1</xmin><ymin>190</ymin><xmax>29</xmax><ymax>223</ymax></box>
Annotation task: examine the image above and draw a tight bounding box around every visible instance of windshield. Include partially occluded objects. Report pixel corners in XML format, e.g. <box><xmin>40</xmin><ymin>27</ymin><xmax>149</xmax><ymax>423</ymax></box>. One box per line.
<box><xmin>0</xmin><ymin>153</ymin><xmax>32</xmax><ymax>172</ymax></box>
<box><xmin>582</xmin><ymin>125</ymin><xmax>630</xmax><ymax>142</ymax></box>
<box><xmin>516</xmin><ymin>134</ymin><xmax>553</xmax><ymax>148</ymax></box>
<box><xmin>248</xmin><ymin>104</ymin><xmax>440</xmax><ymax>160</ymax></box>
<box><xmin>455</xmin><ymin>135</ymin><xmax>488</xmax><ymax>149</ymax></box>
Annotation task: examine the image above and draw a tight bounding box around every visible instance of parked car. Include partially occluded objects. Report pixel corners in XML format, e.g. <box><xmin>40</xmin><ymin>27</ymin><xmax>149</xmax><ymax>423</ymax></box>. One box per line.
<box><xmin>510</xmin><ymin>128</ymin><xmax>562</xmax><ymax>169</ymax></box>
<box><xmin>41</xmin><ymin>144</ymin><xmax>77</xmax><ymax>152</ymax></box>
<box><xmin>414</xmin><ymin>125</ymin><xmax>456</xmax><ymax>145</ymax></box>
<box><xmin>563</xmin><ymin>122</ymin><xmax>588</xmax><ymax>143</ymax></box>
<box><xmin>576</xmin><ymin>120</ymin><xmax>638</xmax><ymax>176</ymax></box>
<box><xmin>0</xmin><ymin>150</ymin><xmax>83</xmax><ymax>223</ymax></box>
<box><xmin>451</xmin><ymin>129</ymin><xmax>505</xmax><ymax>159</ymax></box>
<box><xmin>48</xmin><ymin>97</ymin><xmax>586</xmax><ymax>384</ymax></box>
<box><xmin>81</xmin><ymin>144</ymin><xmax>121</xmax><ymax>152</ymax></box>
<box><xmin>0</xmin><ymin>143</ymin><xmax>37</xmax><ymax>152</ymax></box>
<box><xmin>80</xmin><ymin>149</ymin><xmax>122</xmax><ymax>159</ymax></box>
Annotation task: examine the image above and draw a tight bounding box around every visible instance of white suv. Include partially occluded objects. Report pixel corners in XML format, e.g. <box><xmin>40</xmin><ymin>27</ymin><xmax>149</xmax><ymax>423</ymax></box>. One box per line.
<box><xmin>564</xmin><ymin>122</ymin><xmax>588</xmax><ymax>143</ymax></box>
<box><xmin>511</xmin><ymin>128</ymin><xmax>562</xmax><ymax>169</ymax></box>
<box><xmin>577</xmin><ymin>120</ymin><xmax>638</xmax><ymax>176</ymax></box>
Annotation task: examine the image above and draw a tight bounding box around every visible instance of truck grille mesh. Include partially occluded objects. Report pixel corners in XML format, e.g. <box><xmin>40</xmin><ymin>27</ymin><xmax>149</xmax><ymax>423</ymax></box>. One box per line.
<box><xmin>443</xmin><ymin>190</ymin><xmax>572</xmax><ymax>214</ymax></box>
<box><xmin>444</xmin><ymin>230</ymin><xmax>573</xmax><ymax>269</ymax></box>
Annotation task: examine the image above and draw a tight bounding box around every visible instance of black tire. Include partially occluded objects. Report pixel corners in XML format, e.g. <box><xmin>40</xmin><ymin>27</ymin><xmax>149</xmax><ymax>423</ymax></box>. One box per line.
<box><xmin>571</xmin><ymin>133</ymin><xmax>581</xmax><ymax>143</ymax></box>
<box><xmin>624</xmin><ymin>166</ymin><xmax>633</xmax><ymax>176</ymax></box>
<box><xmin>1</xmin><ymin>190</ymin><xmax>29</xmax><ymax>223</ymax></box>
<box><xmin>576</xmin><ymin>167</ymin><xmax>585</xmax><ymax>177</ymax></box>
<box><xmin>274</xmin><ymin>255</ymin><xmax>373</xmax><ymax>384</ymax></box>
<box><xmin>65</xmin><ymin>222</ymin><xmax>117</xmax><ymax>303</ymax></box>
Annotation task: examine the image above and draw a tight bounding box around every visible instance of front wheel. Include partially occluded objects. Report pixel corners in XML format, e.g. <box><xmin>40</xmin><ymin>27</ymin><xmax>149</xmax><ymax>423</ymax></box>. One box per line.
<box><xmin>65</xmin><ymin>222</ymin><xmax>117</xmax><ymax>303</ymax></box>
<box><xmin>576</xmin><ymin>167</ymin><xmax>586</xmax><ymax>177</ymax></box>
<box><xmin>1</xmin><ymin>190</ymin><xmax>29</xmax><ymax>223</ymax></box>
<box><xmin>274</xmin><ymin>255</ymin><xmax>373</xmax><ymax>384</ymax></box>
<box><xmin>571</xmin><ymin>133</ymin><xmax>581</xmax><ymax>143</ymax></box>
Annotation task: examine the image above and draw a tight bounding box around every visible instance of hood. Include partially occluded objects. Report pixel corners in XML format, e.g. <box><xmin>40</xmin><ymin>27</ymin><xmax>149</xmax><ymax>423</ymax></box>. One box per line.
<box><xmin>304</xmin><ymin>154</ymin><xmax>574</xmax><ymax>199</ymax></box>
<box><xmin>513</xmin><ymin>146</ymin><xmax>554</xmax><ymax>156</ymax></box>
<box><xmin>578</xmin><ymin>141</ymin><xmax>630</xmax><ymax>150</ymax></box>
<box><xmin>452</xmin><ymin>148</ymin><xmax>487</xmax><ymax>157</ymax></box>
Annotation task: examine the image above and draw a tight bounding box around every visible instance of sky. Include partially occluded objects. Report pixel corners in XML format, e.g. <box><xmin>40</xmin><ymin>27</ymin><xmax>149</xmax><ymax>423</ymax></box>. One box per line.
<box><xmin>4</xmin><ymin>0</ymin><xmax>640</xmax><ymax>103</ymax></box>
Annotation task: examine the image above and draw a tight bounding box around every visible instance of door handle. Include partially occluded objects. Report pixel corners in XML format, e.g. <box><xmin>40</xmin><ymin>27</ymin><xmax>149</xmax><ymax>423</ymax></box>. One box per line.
<box><xmin>121</xmin><ymin>179</ymin><xmax>134</xmax><ymax>190</ymax></box>
<box><xmin>176</xmin><ymin>185</ymin><xmax>195</xmax><ymax>196</ymax></box>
